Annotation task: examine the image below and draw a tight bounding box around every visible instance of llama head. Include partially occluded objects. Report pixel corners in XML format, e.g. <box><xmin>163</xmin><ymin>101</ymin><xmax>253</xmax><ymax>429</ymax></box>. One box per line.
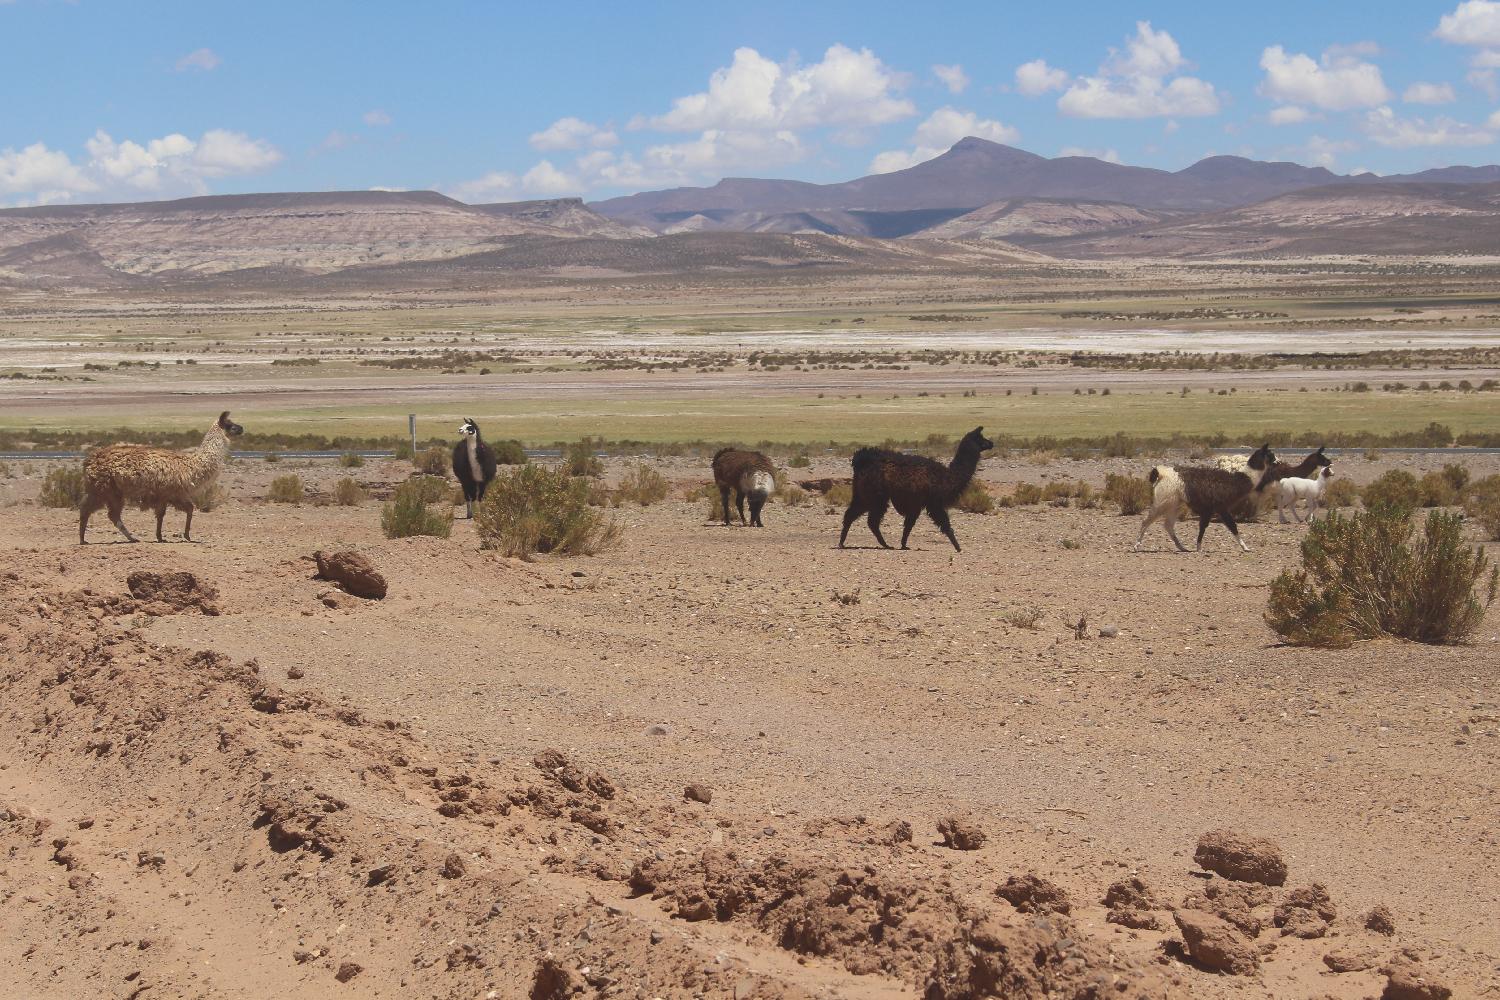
<box><xmin>217</xmin><ymin>411</ymin><xmax>244</xmax><ymax>437</ymax></box>
<box><xmin>1321</xmin><ymin>464</ymin><xmax>1334</xmax><ymax>479</ymax></box>
<box><xmin>458</xmin><ymin>418</ymin><xmax>479</xmax><ymax>438</ymax></box>
<box><xmin>962</xmin><ymin>426</ymin><xmax>995</xmax><ymax>453</ymax></box>
<box><xmin>1247</xmin><ymin>443</ymin><xmax>1276</xmax><ymax>470</ymax></box>
<box><xmin>1311</xmin><ymin>446</ymin><xmax>1332</xmax><ymax>470</ymax></box>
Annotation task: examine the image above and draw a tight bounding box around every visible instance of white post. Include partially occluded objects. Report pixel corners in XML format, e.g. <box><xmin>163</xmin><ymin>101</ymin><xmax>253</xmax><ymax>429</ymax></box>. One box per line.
<box><xmin>408</xmin><ymin>414</ymin><xmax>416</xmax><ymax>458</ymax></box>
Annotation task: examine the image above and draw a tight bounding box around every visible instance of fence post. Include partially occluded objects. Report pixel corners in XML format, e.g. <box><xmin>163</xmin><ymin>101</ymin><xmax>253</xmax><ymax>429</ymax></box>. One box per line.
<box><xmin>409</xmin><ymin>414</ymin><xmax>416</xmax><ymax>458</ymax></box>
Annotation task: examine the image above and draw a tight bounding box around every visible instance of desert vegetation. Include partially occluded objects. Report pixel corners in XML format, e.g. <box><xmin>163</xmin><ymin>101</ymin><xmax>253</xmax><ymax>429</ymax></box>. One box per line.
<box><xmin>380</xmin><ymin>478</ymin><xmax>453</xmax><ymax>539</ymax></box>
<box><xmin>267</xmin><ymin>474</ymin><xmax>304</xmax><ymax>504</ymax></box>
<box><xmin>474</xmin><ymin>464</ymin><xmax>621</xmax><ymax>559</ymax></box>
<box><xmin>39</xmin><ymin>466</ymin><xmax>85</xmax><ymax>509</ymax></box>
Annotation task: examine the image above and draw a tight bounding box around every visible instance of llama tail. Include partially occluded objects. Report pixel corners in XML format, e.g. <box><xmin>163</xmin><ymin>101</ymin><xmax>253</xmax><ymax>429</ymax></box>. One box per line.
<box><xmin>1148</xmin><ymin>467</ymin><xmax>1161</xmax><ymax>486</ymax></box>
<box><xmin>851</xmin><ymin>447</ymin><xmax>880</xmax><ymax>474</ymax></box>
<box><xmin>744</xmin><ymin>470</ymin><xmax>774</xmax><ymax>500</ymax></box>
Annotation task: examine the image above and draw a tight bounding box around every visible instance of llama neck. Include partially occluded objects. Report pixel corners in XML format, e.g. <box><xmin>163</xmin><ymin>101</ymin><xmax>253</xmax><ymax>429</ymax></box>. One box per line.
<box><xmin>1288</xmin><ymin>454</ymin><xmax>1321</xmax><ymax>478</ymax></box>
<box><xmin>945</xmin><ymin>442</ymin><xmax>982</xmax><ymax>497</ymax></box>
<box><xmin>187</xmin><ymin>427</ymin><xmax>231</xmax><ymax>486</ymax></box>
<box><xmin>466</xmin><ymin>436</ymin><xmax>482</xmax><ymax>479</ymax></box>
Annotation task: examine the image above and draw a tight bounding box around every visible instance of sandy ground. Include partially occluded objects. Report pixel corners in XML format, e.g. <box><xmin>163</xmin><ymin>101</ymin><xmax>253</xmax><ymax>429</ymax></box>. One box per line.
<box><xmin>0</xmin><ymin>452</ymin><xmax>1495</xmax><ymax>998</ymax></box>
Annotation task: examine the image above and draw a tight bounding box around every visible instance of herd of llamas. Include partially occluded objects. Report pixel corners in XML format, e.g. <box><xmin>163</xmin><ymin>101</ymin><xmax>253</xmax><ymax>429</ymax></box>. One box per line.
<box><xmin>74</xmin><ymin>411</ymin><xmax>1339</xmax><ymax>553</ymax></box>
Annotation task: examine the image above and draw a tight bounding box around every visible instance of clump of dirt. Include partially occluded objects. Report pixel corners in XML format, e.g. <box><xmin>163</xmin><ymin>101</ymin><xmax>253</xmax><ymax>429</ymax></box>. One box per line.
<box><xmin>995</xmin><ymin>873</ymin><xmax>1071</xmax><ymax>915</ymax></box>
<box><xmin>1104</xmin><ymin>877</ymin><xmax>1168</xmax><ymax>930</ymax></box>
<box><xmin>1173</xmin><ymin>909</ymin><xmax>1260</xmax><ymax>976</ymax></box>
<box><xmin>1182</xmin><ymin>880</ymin><xmax>1271</xmax><ymax>937</ymax></box>
<box><xmin>313</xmin><ymin>550</ymin><xmax>387</xmax><ymax>599</ymax></box>
<box><xmin>125</xmin><ymin>569</ymin><xmax>220</xmax><ymax>614</ymax></box>
<box><xmin>1274</xmin><ymin>883</ymin><xmax>1336</xmax><ymax>939</ymax></box>
<box><xmin>936</xmin><ymin>816</ymin><xmax>986</xmax><ymax>851</ymax></box>
<box><xmin>1366</xmin><ymin>904</ymin><xmax>1398</xmax><ymax>936</ymax></box>
<box><xmin>1194</xmin><ymin>828</ymin><xmax>1288</xmax><ymax>886</ymax></box>
<box><xmin>1382</xmin><ymin>957</ymin><xmax>1453</xmax><ymax>1000</ymax></box>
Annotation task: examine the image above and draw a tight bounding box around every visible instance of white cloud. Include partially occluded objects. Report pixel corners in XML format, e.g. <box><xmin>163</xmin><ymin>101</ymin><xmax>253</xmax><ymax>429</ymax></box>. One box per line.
<box><xmin>451</xmin><ymin>171</ymin><xmax>517</xmax><ymax>202</ymax></box>
<box><xmin>521</xmin><ymin>160</ymin><xmax>579</xmax><ymax>196</ymax></box>
<box><xmin>641</xmin><ymin>129</ymin><xmax>805</xmax><ymax>174</ymax></box>
<box><xmin>0</xmin><ymin>128</ymin><xmax>281</xmax><ymax>205</ymax></box>
<box><xmin>362</xmin><ymin>109</ymin><xmax>392</xmax><ymax>126</ymax></box>
<box><xmin>1057</xmin><ymin>22</ymin><xmax>1221</xmax><ymax>118</ymax></box>
<box><xmin>1058</xmin><ymin>146</ymin><xmax>1122</xmax><ymax>163</ymax></box>
<box><xmin>1268</xmin><ymin>105</ymin><xmax>1316</xmax><ymax>125</ymax></box>
<box><xmin>175</xmin><ymin>48</ymin><xmax>221</xmax><ymax>72</ymax></box>
<box><xmin>1435</xmin><ymin>1</ymin><xmax>1500</xmax><ymax>46</ymax></box>
<box><xmin>529</xmin><ymin>117</ymin><xmax>619</xmax><ymax>151</ymax></box>
<box><xmin>932</xmin><ymin>63</ymin><xmax>969</xmax><ymax>94</ymax></box>
<box><xmin>1403</xmin><ymin>81</ymin><xmax>1457</xmax><ymax>104</ymax></box>
<box><xmin>1302</xmin><ymin>134</ymin><xmax>1356</xmax><ymax>168</ymax></box>
<box><xmin>868</xmin><ymin>106</ymin><xmax>1018</xmax><ymax>173</ymax></box>
<box><xmin>1258</xmin><ymin>44</ymin><xmax>1390</xmax><ymax>110</ymax></box>
<box><xmin>1014</xmin><ymin>58</ymin><xmax>1069</xmax><ymax>96</ymax></box>
<box><xmin>1362</xmin><ymin>106</ymin><xmax>1494</xmax><ymax>147</ymax></box>
<box><xmin>647</xmin><ymin>44</ymin><xmax>914</xmax><ymax>132</ymax></box>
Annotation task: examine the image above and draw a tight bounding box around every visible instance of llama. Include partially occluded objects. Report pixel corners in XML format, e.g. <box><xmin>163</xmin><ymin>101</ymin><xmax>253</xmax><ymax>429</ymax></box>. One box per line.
<box><xmin>1134</xmin><ymin>443</ymin><xmax>1284</xmax><ymax>552</ymax></box>
<box><xmin>838</xmin><ymin>427</ymin><xmax>994</xmax><ymax>552</ymax></box>
<box><xmin>452</xmin><ymin>418</ymin><xmax>498</xmax><ymax>518</ymax></box>
<box><xmin>1218</xmin><ymin>445</ymin><xmax>1330</xmax><ymax>516</ymax></box>
<box><xmin>79</xmin><ymin>411</ymin><xmax>243</xmax><ymax>544</ymax></box>
<box><xmin>711</xmin><ymin>448</ymin><xmax>776</xmax><ymax>527</ymax></box>
<box><xmin>1276</xmin><ymin>465</ymin><xmax>1334</xmax><ymax>523</ymax></box>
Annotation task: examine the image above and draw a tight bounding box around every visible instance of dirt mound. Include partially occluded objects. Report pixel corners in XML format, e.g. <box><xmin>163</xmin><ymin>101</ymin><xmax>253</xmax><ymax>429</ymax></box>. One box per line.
<box><xmin>1194</xmin><ymin>828</ymin><xmax>1288</xmax><ymax>885</ymax></box>
<box><xmin>313</xmin><ymin>550</ymin><xmax>387</xmax><ymax>599</ymax></box>
<box><xmin>995</xmin><ymin>873</ymin><xmax>1071</xmax><ymax>915</ymax></box>
<box><xmin>1173</xmin><ymin>908</ymin><xmax>1260</xmax><ymax>975</ymax></box>
<box><xmin>125</xmin><ymin>569</ymin><xmax>220</xmax><ymax>614</ymax></box>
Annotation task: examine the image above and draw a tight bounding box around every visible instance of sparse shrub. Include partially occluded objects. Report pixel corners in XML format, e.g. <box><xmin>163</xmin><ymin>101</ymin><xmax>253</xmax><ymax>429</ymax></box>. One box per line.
<box><xmin>381</xmin><ymin>478</ymin><xmax>453</xmax><ymax>539</ymax></box>
<box><xmin>1266</xmin><ymin>506</ymin><xmax>1497</xmax><ymax>648</ymax></box>
<box><xmin>1362</xmin><ymin>470</ymin><xmax>1421</xmax><ymax>514</ymax></box>
<box><xmin>616</xmin><ymin>463</ymin><xmax>670</xmax><ymax>506</ymax></box>
<box><xmin>683</xmin><ymin>482</ymin><xmax>717</xmax><ymax>502</ymax></box>
<box><xmin>264</xmin><ymin>451</ymin><xmax>281</xmax><ymax>464</ymax></box>
<box><xmin>1002</xmin><ymin>605</ymin><xmax>1045</xmax><ymax>629</ymax></box>
<box><xmin>1464</xmin><ymin>475</ymin><xmax>1500</xmax><ymax>540</ymax></box>
<box><xmin>1005</xmin><ymin>482</ymin><xmax>1044</xmax><ymax>507</ymax></box>
<box><xmin>564</xmin><ymin>437</ymin><xmax>604</xmax><ymax>478</ymax></box>
<box><xmin>824</xmin><ymin>483</ymin><xmax>853</xmax><ymax>510</ymax></box>
<box><xmin>339</xmin><ymin>452</ymin><xmax>365</xmax><ymax>468</ymax></box>
<box><xmin>1060</xmin><ymin>538</ymin><xmax>1082</xmax><ymax>549</ymax></box>
<box><xmin>1103</xmin><ymin>473</ymin><xmax>1151</xmax><ymax>515</ymax></box>
<box><xmin>1323</xmin><ymin>477</ymin><xmax>1358</xmax><ymax>509</ymax></box>
<box><xmin>1441</xmin><ymin>463</ymin><xmax>1470</xmax><ymax>493</ymax></box>
<box><xmin>0</xmin><ymin>460</ymin><xmax>12</xmax><ymax>478</ymax></box>
<box><xmin>1041</xmin><ymin>481</ymin><xmax>1074</xmax><ymax>502</ymax></box>
<box><xmin>1074</xmin><ymin>482</ymin><xmax>1098</xmax><ymax>509</ymax></box>
<box><xmin>39</xmin><ymin>466</ymin><xmax>85</xmax><ymax>509</ymax></box>
<box><xmin>333</xmin><ymin>477</ymin><xmax>366</xmax><ymax>506</ymax></box>
<box><xmin>788</xmin><ymin>453</ymin><xmax>811</xmax><ymax>468</ymax></box>
<box><xmin>267</xmin><ymin>474</ymin><xmax>304</xmax><ymax>503</ymax></box>
<box><xmin>192</xmin><ymin>481</ymin><xmax>229</xmax><ymax>511</ymax></box>
<box><xmin>393</xmin><ymin>440</ymin><xmax>414</xmax><ymax>461</ymax></box>
<box><xmin>405</xmin><ymin>474</ymin><xmax>450</xmax><ymax>504</ymax></box>
<box><xmin>475</xmin><ymin>464</ymin><xmax>621</xmax><ymax>559</ymax></box>
<box><xmin>413</xmin><ymin>445</ymin><xmax>448</xmax><ymax>476</ymax></box>
<box><xmin>776</xmin><ymin>482</ymin><xmax>808</xmax><ymax>507</ymax></box>
<box><xmin>955</xmin><ymin>481</ymin><xmax>994</xmax><ymax>514</ymax></box>
<box><xmin>1418</xmin><ymin>471</ymin><xmax>1459</xmax><ymax>508</ymax></box>
<box><xmin>492</xmin><ymin>439</ymin><xmax>528</xmax><ymax>465</ymax></box>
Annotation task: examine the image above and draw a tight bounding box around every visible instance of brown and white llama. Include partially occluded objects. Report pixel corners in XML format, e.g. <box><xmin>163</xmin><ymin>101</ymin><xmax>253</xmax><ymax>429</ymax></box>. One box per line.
<box><xmin>79</xmin><ymin>411</ymin><xmax>243</xmax><ymax>544</ymax></box>
<box><xmin>711</xmin><ymin>448</ymin><xmax>776</xmax><ymax>527</ymax></box>
<box><xmin>1134</xmin><ymin>443</ymin><xmax>1285</xmax><ymax>552</ymax></box>
<box><xmin>838</xmin><ymin>427</ymin><xmax>994</xmax><ymax>552</ymax></box>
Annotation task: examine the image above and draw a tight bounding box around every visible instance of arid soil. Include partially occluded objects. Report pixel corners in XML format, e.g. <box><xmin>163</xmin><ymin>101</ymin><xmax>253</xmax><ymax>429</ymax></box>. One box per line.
<box><xmin>2</xmin><ymin>453</ymin><xmax>1496</xmax><ymax>998</ymax></box>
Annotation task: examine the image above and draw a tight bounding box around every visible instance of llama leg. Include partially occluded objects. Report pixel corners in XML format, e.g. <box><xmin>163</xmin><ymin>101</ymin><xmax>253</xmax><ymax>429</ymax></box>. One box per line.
<box><xmin>1292</xmin><ymin>501</ymin><xmax>1305</xmax><ymax>524</ymax></box>
<box><xmin>107</xmin><ymin>499</ymin><xmax>137</xmax><ymax>543</ymax></box>
<box><xmin>718</xmin><ymin>486</ymin><xmax>732</xmax><ymax>525</ymax></box>
<box><xmin>1194</xmin><ymin>513</ymin><xmax>1212</xmax><ymax>551</ymax></box>
<box><xmin>182</xmin><ymin>504</ymin><xmax>195</xmax><ymax>541</ymax></box>
<box><xmin>1133</xmin><ymin>506</ymin><xmax>1160</xmax><ymax>550</ymax></box>
<box><xmin>1306</xmin><ymin>499</ymin><xmax>1319</xmax><ymax>522</ymax></box>
<box><xmin>927</xmin><ymin>505</ymin><xmax>961</xmax><ymax>553</ymax></box>
<box><xmin>1278</xmin><ymin>499</ymin><xmax>1290</xmax><ymax>524</ymax></box>
<box><xmin>78</xmin><ymin>492</ymin><xmax>104</xmax><ymax>544</ymax></box>
<box><xmin>154</xmin><ymin>505</ymin><xmax>167</xmax><ymax>542</ymax></box>
<box><xmin>838</xmin><ymin>500</ymin><xmax>868</xmax><ymax>548</ymax></box>
<box><xmin>899</xmin><ymin>511</ymin><xmax>920</xmax><ymax>549</ymax></box>
<box><xmin>1163</xmin><ymin>511</ymin><xmax>1190</xmax><ymax>552</ymax></box>
<box><xmin>1222</xmin><ymin>512</ymin><xmax>1249</xmax><ymax>552</ymax></box>
<box><xmin>735</xmin><ymin>491</ymin><xmax>748</xmax><ymax>526</ymax></box>
<box><xmin>749</xmin><ymin>498</ymin><xmax>765</xmax><ymax>527</ymax></box>
<box><xmin>866</xmin><ymin>500</ymin><xmax>892</xmax><ymax>549</ymax></box>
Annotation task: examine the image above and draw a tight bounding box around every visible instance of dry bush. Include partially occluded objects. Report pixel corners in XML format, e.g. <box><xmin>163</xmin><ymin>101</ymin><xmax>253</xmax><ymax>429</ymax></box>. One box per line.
<box><xmin>1041</xmin><ymin>481</ymin><xmax>1075</xmax><ymax>502</ymax></box>
<box><xmin>405</xmin><ymin>474</ymin><xmax>450</xmax><ymax>504</ymax></box>
<box><xmin>1002</xmin><ymin>605</ymin><xmax>1045</xmax><ymax>629</ymax></box>
<box><xmin>776</xmin><ymin>482</ymin><xmax>808</xmax><ymax>507</ymax></box>
<box><xmin>191</xmin><ymin>481</ymin><xmax>229</xmax><ymax>511</ymax></box>
<box><xmin>1464</xmin><ymin>474</ymin><xmax>1500</xmax><ymax>540</ymax></box>
<box><xmin>381</xmin><ymin>479</ymin><xmax>453</xmax><ymax>539</ymax></box>
<box><xmin>1441</xmin><ymin>463</ymin><xmax>1471</xmax><ymax>493</ymax></box>
<box><xmin>1103</xmin><ymin>473</ymin><xmax>1151</xmax><ymax>515</ymax></box>
<box><xmin>333</xmin><ymin>477</ymin><xmax>366</xmax><ymax>506</ymax></box>
<box><xmin>683</xmin><ymin>482</ymin><xmax>717</xmax><ymax>502</ymax></box>
<box><xmin>267</xmin><ymin>474</ymin><xmax>304</xmax><ymax>504</ymax></box>
<box><xmin>1029</xmin><ymin>449</ymin><xmax>1056</xmax><ymax>466</ymax></box>
<box><xmin>413</xmin><ymin>446</ymin><xmax>448</xmax><ymax>476</ymax></box>
<box><xmin>955</xmin><ymin>481</ymin><xmax>994</xmax><ymax>514</ymax></box>
<box><xmin>264</xmin><ymin>451</ymin><xmax>281</xmax><ymax>463</ymax></box>
<box><xmin>393</xmin><ymin>440</ymin><xmax>414</xmax><ymax>461</ymax></box>
<box><xmin>1362</xmin><ymin>470</ymin><xmax>1421</xmax><ymax>514</ymax></box>
<box><xmin>0</xmin><ymin>461</ymin><xmax>11</xmax><ymax>478</ymax></box>
<box><xmin>39</xmin><ymin>466</ymin><xmax>85</xmax><ymax>509</ymax></box>
<box><xmin>475</xmin><ymin>464</ymin><xmax>621</xmax><ymax>560</ymax></box>
<box><xmin>564</xmin><ymin>438</ymin><xmax>604</xmax><ymax>478</ymax></box>
<box><xmin>616</xmin><ymin>463</ymin><xmax>670</xmax><ymax>506</ymax></box>
<box><xmin>1419</xmin><ymin>471</ymin><xmax>1459</xmax><ymax>508</ymax></box>
<box><xmin>339</xmin><ymin>451</ymin><xmax>364</xmax><ymax>468</ymax></box>
<box><xmin>1323</xmin><ymin>477</ymin><xmax>1358</xmax><ymax>509</ymax></box>
<box><xmin>1074</xmin><ymin>482</ymin><xmax>1098</xmax><ymax>509</ymax></box>
<box><xmin>1266</xmin><ymin>506</ymin><xmax>1497</xmax><ymax>648</ymax></box>
<box><xmin>824</xmin><ymin>483</ymin><xmax>853</xmax><ymax>510</ymax></box>
<box><xmin>492</xmin><ymin>439</ymin><xmax>528</xmax><ymax>465</ymax></box>
<box><xmin>1003</xmin><ymin>482</ymin><xmax>1044</xmax><ymax>507</ymax></box>
<box><xmin>788</xmin><ymin>453</ymin><xmax>812</xmax><ymax>468</ymax></box>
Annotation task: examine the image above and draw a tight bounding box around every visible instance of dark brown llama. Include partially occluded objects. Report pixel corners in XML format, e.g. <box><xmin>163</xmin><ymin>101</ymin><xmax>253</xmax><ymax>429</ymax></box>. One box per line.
<box><xmin>838</xmin><ymin>427</ymin><xmax>994</xmax><ymax>552</ymax></box>
<box><xmin>711</xmin><ymin>448</ymin><xmax>776</xmax><ymax>527</ymax></box>
<box><xmin>1135</xmin><ymin>444</ymin><xmax>1288</xmax><ymax>552</ymax></box>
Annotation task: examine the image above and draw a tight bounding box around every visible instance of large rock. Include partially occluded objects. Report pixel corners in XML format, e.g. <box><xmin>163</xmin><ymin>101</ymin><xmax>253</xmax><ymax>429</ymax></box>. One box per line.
<box><xmin>126</xmin><ymin>570</ymin><xmax>220</xmax><ymax>615</ymax></box>
<box><xmin>1194</xmin><ymin>829</ymin><xmax>1288</xmax><ymax>886</ymax></box>
<box><xmin>1382</xmin><ymin>960</ymin><xmax>1452</xmax><ymax>1000</ymax></box>
<box><xmin>1173</xmin><ymin>909</ymin><xmax>1260</xmax><ymax>976</ymax></box>
<box><xmin>1274</xmin><ymin>883</ymin><xmax>1335</xmax><ymax>938</ymax></box>
<box><xmin>995</xmin><ymin>873</ymin><xmax>1071</xmax><ymax>915</ymax></box>
<box><xmin>313</xmin><ymin>550</ymin><xmax>387</xmax><ymax>600</ymax></box>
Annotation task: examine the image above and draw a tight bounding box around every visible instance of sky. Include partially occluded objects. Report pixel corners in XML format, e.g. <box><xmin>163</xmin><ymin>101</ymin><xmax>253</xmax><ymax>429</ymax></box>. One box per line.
<box><xmin>6</xmin><ymin>1</ymin><xmax>1500</xmax><ymax>207</ymax></box>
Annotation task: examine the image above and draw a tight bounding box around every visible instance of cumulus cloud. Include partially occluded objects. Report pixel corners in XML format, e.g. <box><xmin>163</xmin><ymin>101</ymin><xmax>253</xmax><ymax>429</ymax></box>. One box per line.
<box><xmin>1435</xmin><ymin>1</ymin><xmax>1500</xmax><ymax>46</ymax></box>
<box><xmin>175</xmin><ymin>48</ymin><xmax>221</xmax><ymax>72</ymax></box>
<box><xmin>1268</xmin><ymin>105</ymin><xmax>1316</xmax><ymax>125</ymax></box>
<box><xmin>1056</xmin><ymin>22</ymin><xmax>1221</xmax><ymax>118</ymax></box>
<box><xmin>0</xmin><ymin>128</ymin><xmax>281</xmax><ymax>205</ymax></box>
<box><xmin>1014</xmin><ymin>58</ymin><xmax>1069</xmax><ymax>96</ymax></box>
<box><xmin>646</xmin><ymin>44</ymin><xmax>914</xmax><ymax>132</ymax></box>
<box><xmin>528</xmin><ymin>117</ymin><xmax>619</xmax><ymax>151</ymax></box>
<box><xmin>641</xmin><ymin>129</ymin><xmax>804</xmax><ymax>174</ymax></box>
<box><xmin>362</xmin><ymin>109</ymin><xmax>393</xmax><ymax>126</ymax></box>
<box><xmin>868</xmin><ymin>106</ymin><xmax>1018</xmax><ymax>173</ymax></box>
<box><xmin>932</xmin><ymin>63</ymin><xmax>969</xmax><ymax>94</ymax></box>
<box><xmin>1403</xmin><ymin>81</ymin><xmax>1457</xmax><ymax>104</ymax></box>
<box><xmin>1258</xmin><ymin>44</ymin><xmax>1390</xmax><ymax>110</ymax></box>
<box><xmin>450</xmin><ymin>171</ymin><xmax>518</xmax><ymax>202</ymax></box>
<box><xmin>1361</xmin><ymin>106</ymin><xmax>1493</xmax><ymax>147</ymax></box>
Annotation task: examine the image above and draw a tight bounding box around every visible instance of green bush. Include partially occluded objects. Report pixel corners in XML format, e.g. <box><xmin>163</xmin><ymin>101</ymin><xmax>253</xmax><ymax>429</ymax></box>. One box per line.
<box><xmin>615</xmin><ymin>463</ymin><xmax>670</xmax><ymax>506</ymax></box>
<box><xmin>1441</xmin><ymin>463</ymin><xmax>1470</xmax><ymax>493</ymax></box>
<box><xmin>405</xmin><ymin>474</ymin><xmax>450</xmax><ymax>504</ymax></box>
<box><xmin>1464</xmin><ymin>474</ymin><xmax>1500</xmax><ymax>540</ymax></box>
<box><xmin>1323</xmin><ymin>477</ymin><xmax>1358</xmax><ymax>509</ymax></box>
<box><xmin>263</xmin><ymin>451</ymin><xmax>281</xmax><ymax>463</ymax></box>
<box><xmin>1266</xmin><ymin>506</ymin><xmax>1497</xmax><ymax>648</ymax></box>
<box><xmin>267</xmin><ymin>474</ymin><xmax>304</xmax><ymax>503</ymax></box>
<box><xmin>1361</xmin><ymin>469</ymin><xmax>1421</xmax><ymax>514</ymax></box>
<box><xmin>955</xmin><ymin>481</ymin><xmax>994</xmax><ymax>514</ymax></box>
<box><xmin>1103</xmin><ymin>473</ymin><xmax>1151</xmax><ymax>515</ymax></box>
<box><xmin>333</xmin><ymin>477</ymin><xmax>366</xmax><ymax>506</ymax></box>
<box><xmin>39</xmin><ymin>466</ymin><xmax>85</xmax><ymax>509</ymax></box>
<box><xmin>381</xmin><ymin>479</ymin><xmax>453</xmax><ymax>539</ymax></box>
<box><xmin>475</xmin><ymin>464</ymin><xmax>621</xmax><ymax>559</ymax></box>
<box><xmin>1418</xmin><ymin>471</ymin><xmax>1459</xmax><ymax>508</ymax></box>
<box><xmin>564</xmin><ymin>437</ymin><xmax>604</xmax><ymax>478</ymax></box>
<box><xmin>492</xmin><ymin>439</ymin><xmax>528</xmax><ymax>465</ymax></box>
<box><xmin>339</xmin><ymin>451</ymin><xmax>365</xmax><ymax>468</ymax></box>
<box><xmin>788</xmin><ymin>453</ymin><xmax>811</xmax><ymax>468</ymax></box>
<box><xmin>413</xmin><ymin>445</ymin><xmax>448</xmax><ymax>476</ymax></box>
<box><xmin>393</xmin><ymin>440</ymin><xmax>414</xmax><ymax>461</ymax></box>
<box><xmin>1004</xmin><ymin>482</ymin><xmax>1044</xmax><ymax>507</ymax></box>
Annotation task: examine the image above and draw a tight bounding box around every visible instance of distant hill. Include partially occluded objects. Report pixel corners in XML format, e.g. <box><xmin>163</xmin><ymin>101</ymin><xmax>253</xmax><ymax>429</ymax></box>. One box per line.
<box><xmin>910</xmin><ymin>197</ymin><xmax>1172</xmax><ymax>243</ymax></box>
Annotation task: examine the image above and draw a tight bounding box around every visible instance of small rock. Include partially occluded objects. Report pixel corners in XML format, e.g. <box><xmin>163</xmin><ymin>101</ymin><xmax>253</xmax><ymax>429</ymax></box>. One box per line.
<box><xmin>684</xmin><ymin>783</ymin><xmax>713</xmax><ymax>805</ymax></box>
<box><xmin>995</xmin><ymin>873</ymin><xmax>1070</xmax><ymax>915</ymax></box>
<box><xmin>645</xmin><ymin>724</ymin><xmax>670</xmax><ymax>736</ymax></box>
<box><xmin>1382</xmin><ymin>960</ymin><xmax>1452</xmax><ymax>1000</ymax></box>
<box><xmin>936</xmin><ymin>816</ymin><xmax>986</xmax><ymax>851</ymax></box>
<box><xmin>1324</xmin><ymin>947</ymin><xmax>1380</xmax><ymax>973</ymax></box>
<box><xmin>126</xmin><ymin>570</ymin><xmax>220</xmax><ymax>615</ymax></box>
<box><xmin>1174</xmin><ymin>909</ymin><xmax>1260</xmax><ymax>976</ymax></box>
<box><xmin>441</xmin><ymin>853</ymin><xmax>467</xmax><ymax>879</ymax></box>
<box><xmin>313</xmin><ymin>550</ymin><xmax>387</xmax><ymax>600</ymax></box>
<box><xmin>1274</xmin><ymin>883</ymin><xmax>1335</xmax><ymax>938</ymax></box>
<box><xmin>334</xmin><ymin>962</ymin><xmax>362</xmax><ymax>983</ymax></box>
<box><xmin>1098</xmin><ymin>625</ymin><xmax>1119</xmax><ymax>638</ymax></box>
<box><xmin>1194</xmin><ymin>828</ymin><xmax>1288</xmax><ymax>886</ymax></box>
<box><xmin>1365</xmin><ymin>904</ymin><xmax>1397</xmax><ymax>936</ymax></box>
<box><xmin>286</xmin><ymin>665</ymin><xmax>305</xmax><ymax>680</ymax></box>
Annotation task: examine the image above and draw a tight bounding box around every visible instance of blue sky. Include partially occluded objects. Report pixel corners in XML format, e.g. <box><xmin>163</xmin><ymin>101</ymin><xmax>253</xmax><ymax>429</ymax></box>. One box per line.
<box><xmin>6</xmin><ymin>1</ymin><xmax>1500</xmax><ymax>206</ymax></box>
